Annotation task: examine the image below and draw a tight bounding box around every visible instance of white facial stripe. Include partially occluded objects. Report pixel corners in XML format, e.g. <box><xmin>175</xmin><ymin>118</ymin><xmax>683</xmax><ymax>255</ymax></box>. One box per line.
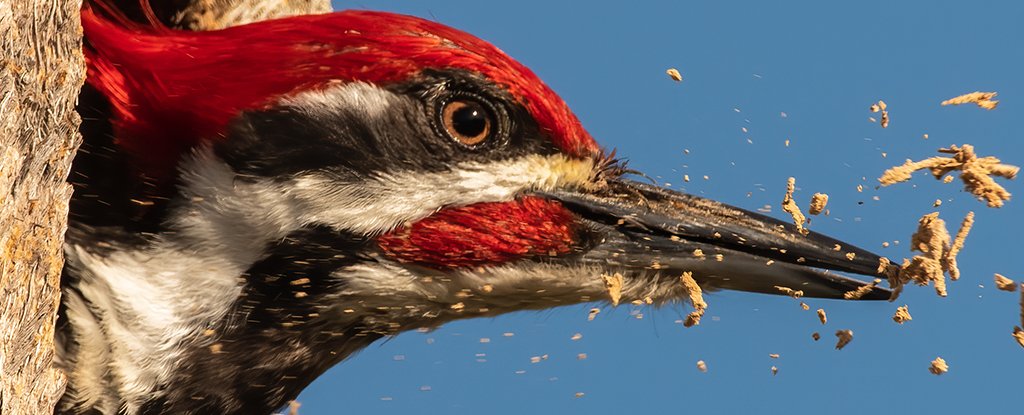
<box><xmin>289</xmin><ymin>153</ymin><xmax>596</xmax><ymax>235</ymax></box>
<box><xmin>281</xmin><ymin>81</ymin><xmax>393</xmax><ymax>121</ymax></box>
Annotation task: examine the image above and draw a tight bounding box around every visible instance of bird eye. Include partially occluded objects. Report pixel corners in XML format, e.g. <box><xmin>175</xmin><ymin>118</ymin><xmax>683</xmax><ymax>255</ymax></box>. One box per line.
<box><xmin>440</xmin><ymin>98</ymin><xmax>495</xmax><ymax>147</ymax></box>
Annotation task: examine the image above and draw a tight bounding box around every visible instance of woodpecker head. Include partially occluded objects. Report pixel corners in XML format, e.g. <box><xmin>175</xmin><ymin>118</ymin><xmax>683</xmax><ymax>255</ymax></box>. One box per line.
<box><xmin>63</xmin><ymin>5</ymin><xmax>891</xmax><ymax>415</ymax></box>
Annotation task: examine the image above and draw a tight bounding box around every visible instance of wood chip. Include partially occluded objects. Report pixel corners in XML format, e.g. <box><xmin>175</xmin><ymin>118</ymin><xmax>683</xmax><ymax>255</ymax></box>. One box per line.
<box><xmin>577</xmin><ymin>353</ymin><xmax>587</xmax><ymax>360</ymax></box>
<box><xmin>775</xmin><ymin>286</ymin><xmax>804</xmax><ymax>299</ymax></box>
<box><xmin>941</xmin><ymin>91</ymin><xmax>998</xmax><ymax>110</ymax></box>
<box><xmin>843</xmin><ymin>278</ymin><xmax>881</xmax><ymax>300</ymax></box>
<box><xmin>781</xmin><ymin>177</ymin><xmax>809</xmax><ymax>235</ymax></box>
<box><xmin>878</xmin><ymin>144</ymin><xmax>1019</xmax><ymax>208</ymax></box>
<box><xmin>834</xmin><ymin>329</ymin><xmax>853</xmax><ymax>350</ymax></box>
<box><xmin>946</xmin><ymin>212</ymin><xmax>974</xmax><ymax>281</ymax></box>
<box><xmin>602</xmin><ymin>273</ymin><xmax>624</xmax><ymax>306</ymax></box>
<box><xmin>769</xmin><ymin>353</ymin><xmax>780</xmax><ymax>359</ymax></box>
<box><xmin>570</xmin><ymin>333</ymin><xmax>583</xmax><ymax>341</ymax></box>
<box><xmin>771</xmin><ymin>366</ymin><xmax>778</xmax><ymax>376</ymax></box>
<box><xmin>995</xmin><ymin>274</ymin><xmax>1017</xmax><ymax>291</ymax></box>
<box><xmin>816</xmin><ymin>309</ymin><xmax>827</xmax><ymax>325</ymax></box>
<box><xmin>893</xmin><ymin>305</ymin><xmax>912</xmax><ymax>324</ymax></box>
<box><xmin>681</xmin><ymin>272</ymin><xmax>707</xmax><ymax>327</ymax></box>
<box><xmin>808</xmin><ymin>193</ymin><xmax>829</xmax><ymax>215</ymax></box>
<box><xmin>812</xmin><ymin>332</ymin><xmax>821</xmax><ymax>341</ymax></box>
<box><xmin>587</xmin><ymin>307</ymin><xmax>600</xmax><ymax>321</ymax></box>
<box><xmin>696</xmin><ymin>360</ymin><xmax>708</xmax><ymax>373</ymax></box>
<box><xmin>800</xmin><ymin>302</ymin><xmax>810</xmax><ymax>311</ymax></box>
<box><xmin>889</xmin><ymin>212</ymin><xmax>973</xmax><ymax>299</ymax></box>
<box><xmin>928</xmin><ymin>357</ymin><xmax>948</xmax><ymax>375</ymax></box>
<box><xmin>666</xmin><ymin>68</ymin><xmax>683</xmax><ymax>82</ymax></box>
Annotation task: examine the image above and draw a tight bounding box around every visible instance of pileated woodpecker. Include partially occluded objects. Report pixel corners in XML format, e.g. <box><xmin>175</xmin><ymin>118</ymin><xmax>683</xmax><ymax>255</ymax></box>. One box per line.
<box><xmin>61</xmin><ymin>3</ymin><xmax>892</xmax><ymax>414</ymax></box>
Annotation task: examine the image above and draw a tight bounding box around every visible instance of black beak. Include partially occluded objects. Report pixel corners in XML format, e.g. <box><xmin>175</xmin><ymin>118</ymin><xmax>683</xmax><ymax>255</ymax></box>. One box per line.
<box><xmin>540</xmin><ymin>179</ymin><xmax>890</xmax><ymax>300</ymax></box>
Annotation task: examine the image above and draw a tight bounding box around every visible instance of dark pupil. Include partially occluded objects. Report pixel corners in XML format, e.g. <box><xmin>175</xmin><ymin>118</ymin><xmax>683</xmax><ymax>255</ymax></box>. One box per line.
<box><xmin>451</xmin><ymin>103</ymin><xmax>488</xmax><ymax>138</ymax></box>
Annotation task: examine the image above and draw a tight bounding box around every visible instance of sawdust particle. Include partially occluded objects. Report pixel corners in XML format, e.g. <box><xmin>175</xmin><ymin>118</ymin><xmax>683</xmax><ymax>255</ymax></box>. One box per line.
<box><xmin>893</xmin><ymin>305</ymin><xmax>912</xmax><ymax>324</ymax></box>
<box><xmin>929</xmin><ymin>357</ymin><xmax>948</xmax><ymax>375</ymax></box>
<box><xmin>666</xmin><ymin>68</ymin><xmax>683</xmax><ymax>82</ymax></box>
<box><xmin>994</xmin><ymin>274</ymin><xmax>1017</xmax><ymax>291</ymax></box>
<box><xmin>681</xmin><ymin>272</ymin><xmax>707</xmax><ymax>327</ymax></box>
<box><xmin>809</xmin><ymin>193</ymin><xmax>829</xmax><ymax>215</ymax></box>
<box><xmin>817</xmin><ymin>309</ymin><xmax>828</xmax><ymax>325</ymax></box>
<box><xmin>696</xmin><ymin>360</ymin><xmax>708</xmax><ymax>373</ymax></box>
<box><xmin>878</xmin><ymin>144</ymin><xmax>1018</xmax><ymax>208</ymax></box>
<box><xmin>781</xmin><ymin>177</ymin><xmax>809</xmax><ymax>235</ymax></box>
<box><xmin>941</xmin><ymin>91</ymin><xmax>998</xmax><ymax>110</ymax></box>
<box><xmin>889</xmin><ymin>211</ymin><xmax>974</xmax><ymax>300</ymax></box>
<box><xmin>843</xmin><ymin>278</ymin><xmax>881</xmax><ymax>300</ymax></box>
<box><xmin>775</xmin><ymin>286</ymin><xmax>804</xmax><ymax>299</ymax></box>
<box><xmin>834</xmin><ymin>330</ymin><xmax>853</xmax><ymax>350</ymax></box>
<box><xmin>602</xmin><ymin>273</ymin><xmax>624</xmax><ymax>306</ymax></box>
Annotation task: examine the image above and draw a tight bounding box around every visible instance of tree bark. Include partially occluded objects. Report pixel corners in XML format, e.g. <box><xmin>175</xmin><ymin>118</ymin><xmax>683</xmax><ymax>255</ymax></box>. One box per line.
<box><xmin>0</xmin><ymin>1</ymin><xmax>329</xmax><ymax>414</ymax></box>
<box><xmin>0</xmin><ymin>0</ymin><xmax>83</xmax><ymax>414</ymax></box>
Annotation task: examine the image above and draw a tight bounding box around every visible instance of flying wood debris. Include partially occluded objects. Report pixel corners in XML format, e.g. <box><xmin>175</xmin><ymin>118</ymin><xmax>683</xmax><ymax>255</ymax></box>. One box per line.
<box><xmin>587</xmin><ymin>307</ymin><xmax>601</xmax><ymax>321</ymax></box>
<box><xmin>696</xmin><ymin>360</ymin><xmax>708</xmax><ymax>373</ymax></box>
<box><xmin>888</xmin><ymin>212</ymin><xmax>973</xmax><ymax>300</ymax></box>
<box><xmin>946</xmin><ymin>212</ymin><xmax>974</xmax><ymax>281</ymax></box>
<box><xmin>666</xmin><ymin>68</ymin><xmax>683</xmax><ymax>82</ymax></box>
<box><xmin>812</xmin><ymin>332</ymin><xmax>821</xmax><ymax>341</ymax></box>
<box><xmin>774</xmin><ymin>286</ymin><xmax>804</xmax><ymax>299</ymax></box>
<box><xmin>843</xmin><ymin>279</ymin><xmax>882</xmax><ymax>300</ymax></box>
<box><xmin>878</xmin><ymin>144</ymin><xmax>1019</xmax><ymax>208</ymax></box>
<box><xmin>781</xmin><ymin>177</ymin><xmax>809</xmax><ymax>235</ymax></box>
<box><xmin>771</xmin><ymin>366</ymin><xmax>779</xmax><ymax>376</ymax></box>
<box><xmin>994</xmin><ymin>274</ymin><xmax>1017</xmax><ymax>292</ymax></box>
<box><xmin>681</xmin><ymin>272</ymin><xmax>707</xmax><ymax>327</ymax></box>
<box><xmin>817</xmin><ymin>309</ymin><xmax>828</xmax><ymax>325</ymax></box>
<box><xmin>834</xmin><ymin>330</ymin><xmax>854</xmax><ymax>350</ymax></box>
<box><xmin>928</xmin><ymin>357</ymin><xmax>949</xmax><ymax>375</ymax></box>
<box><xmin>893</xmin><ymin>305</ymin><xmax>913</xmax><ymax>324</ymax></box>
<box><xmin>769</xmin><ymin>353</ymin><xmax>780</xmax><ymax>359</ymax></box>
<box><xmin>808</xmin><ymin>193</ymin><xmax>829</xmax><ymax>215</ymax></box>
<box><xmin>869</xmin><ymin>100</ymin><xmax>890</xmax><ymax>128</ymax></box>
<box><xmin>941</xmin><ymin>91</ymin><xmax>998</xmax><ymax>110</ymax></box>
<box><xmin>602</xmin><ymin>273</ymin><xmax>624</xmax><ymax>306</ymax></box>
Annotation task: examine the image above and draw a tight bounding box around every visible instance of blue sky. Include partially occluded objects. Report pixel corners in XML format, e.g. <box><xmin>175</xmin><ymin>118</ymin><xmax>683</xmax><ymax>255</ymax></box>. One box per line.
<box><xmin>299</xmin><ymin>1</ymin><xmax>1023</xmax><ymax>413</ymax></box>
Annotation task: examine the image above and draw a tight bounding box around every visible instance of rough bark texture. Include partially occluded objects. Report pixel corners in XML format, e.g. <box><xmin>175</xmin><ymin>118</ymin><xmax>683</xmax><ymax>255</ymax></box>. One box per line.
<box><xmin>171</xmin><ymin>0</ymin><xmax>331</xmax><ymax>30</ymax></box>
<box><xmin>0</xmin><ymin>0</ymin><xmax>84</xmax><ymax>414</ymax></box>
<box><xmin>0</xmin><ymin>1</ymin><xmax>330</xmax><ymax>414</ymax></box>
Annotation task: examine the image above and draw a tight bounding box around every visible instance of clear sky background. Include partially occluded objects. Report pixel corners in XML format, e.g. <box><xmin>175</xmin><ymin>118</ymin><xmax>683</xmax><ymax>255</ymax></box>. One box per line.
<box><xmin>298</xmin><ymin>1</ymin><xmax>1023</xmax><ymax>413</ymax></box>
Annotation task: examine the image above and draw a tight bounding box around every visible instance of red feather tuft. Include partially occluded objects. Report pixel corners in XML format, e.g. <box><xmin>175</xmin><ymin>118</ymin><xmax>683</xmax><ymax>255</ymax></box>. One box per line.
<box><xmin>377</xmin><ymin>197</ymin><xmax>577</xmax><ymax>268</ymax></box>
<box><xmin>81</xmin><ymin>6</ymin><xmax>599</xmax><ymax>180</ymax></box>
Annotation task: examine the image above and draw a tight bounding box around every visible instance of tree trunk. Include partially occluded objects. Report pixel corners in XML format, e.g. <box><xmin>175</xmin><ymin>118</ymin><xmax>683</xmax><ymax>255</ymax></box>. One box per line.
<box><xmin>0</xmin><ymin>0</ymin><xmax>84</xmax><ymax>413</ymax></box>
<box><xmin>0</xmin><ymin>1</ymin><xmax>329</xmax><ymax>413</ymax></box>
